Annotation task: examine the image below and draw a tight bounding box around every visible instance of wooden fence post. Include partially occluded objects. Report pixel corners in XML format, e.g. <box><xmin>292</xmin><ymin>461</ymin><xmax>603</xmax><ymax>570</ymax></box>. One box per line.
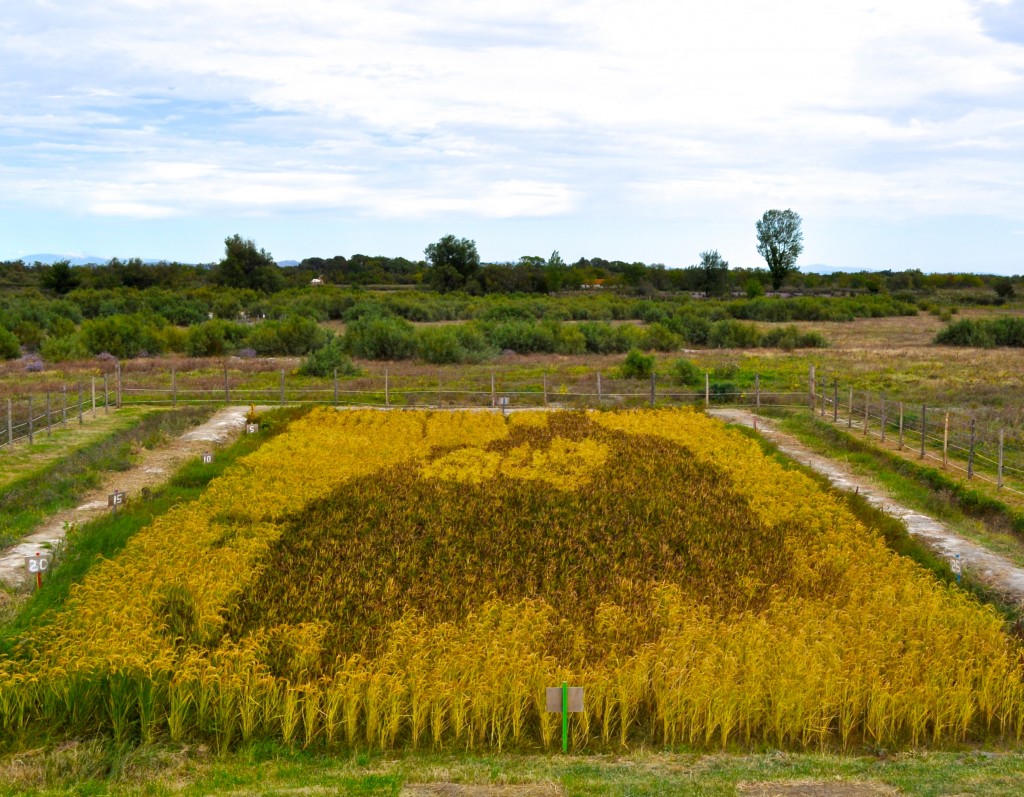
<box><xmin>385</xmin><ymin>369</ymin><xmax>390</xmax><ymax>408</ymax></box>
<box><xmin>920</xmin><ymin>404</ymin><xmax>927</xmax><ymax>459</ymax></box>
<box><xmin>45</xmin><ymin>392</ymin><xmax>51</xmax><ymax>437</ymax></box>
<box><xmin>863</xmin><ymin>391</ymin><xmax>869</xmax><ymax>436</ymax></box>
<box><xmin>968</xmin><ymin>418</ymin><xmax>976</xmax><ymax>479</ymax></box>
<box><xmin>491</xmin><ymin>371</ymin><xmax>496</xmax><ymax>407</ymax></box>
<box><xmin>103</xmin><ymin>375</ymin><xmax>109</xmax><ymax>413</ymax></box>
<box><xmin>899</xmin><ymin>402</ymin><xmax>904</xmax><ymax>449</ymax></box>
<box><xmin>649</xmin><ymin>372</ymin><xmax>655</xmax><ymax>407</ymax></box>
<box><xmin>705</xmin><ymin>372</ymin><xmax>710</xmax><ymax>408</ymax></box>
<box><xmin>543</xmin><ymin>373</ymin><xmax>549</xmax><ymax>407</ymax></box>
<box><xmin>847</xmin><ymin>387</ymin><xmax>853</xmax><ymax>429</ymax></box>
<box><xmin>6</xmin><ymin>398</ymin><xmax>11</xmax><ymax>447</ymax></box>
<box><xmin>809</xmin><ymin>365</ymin><xmax>816</xmax><ymax>410</ymax></box>
<box><xmin>999</xmin><ymin>429</ymin><xmax>1005</xmax><ymax>489</ymax></box>
<box><xmin>91</xmin><ymin>377</ymin><xmax>96</xmax><ymax>414</ymax></box>
<box><xmin>880</xmin><ymin>395</ymin><xmax>887</xmax><ymax>442</ymax></box>
<box><xmin>832</xmin><ymin>380</ymin><xmax>838</xmax><ymax>423</ymax></box>
<box><xmin>62</xmin><ymin>386</ymin><xmax>67</xmax><ymax>429</ymax></box>
<box><xmin>78</xmin><ymin>383</ymin><xmax>83</xmax><ymax>425</ymax></box>
<box><xmin>334</xmin><ymin>369</ymin><xmax>339</xmax><ymax>406</ymax></box>
<box><xmin>597</xmin><ymin>371</ymin><xmax>602</xmax><ymax>403</ymax></box>
<box><xmin>943</xmin><ymin>412</ymin><xmax>949</xmax><ymax>468</ymax></box>
<box><xmin>116</xmin><ymin>363</ymin><xmax>122</xmax><ymax>408</ymax></box>
<box><xmin>224</xmin><ymin>365</ymin><xmax>230</xmax><ymax>405</ymax></box>
<box><xmin>755</xmin><ymin>374</ymin><xmax>761</xmax><ymax>409</ymax></box>
<box><xmin>280</xmin><ymin>369</ymin><xmax>285</xmax><ymax>406</ymax></box>
<box><xmin>28</xmin><ymin>396</ymin><xmax>33</xmax><ymax>445</ymax></box>
<box><xmin>171</xmin><ymin>368</ymin><xmax>177</xmax><ymax>407</ymax></box>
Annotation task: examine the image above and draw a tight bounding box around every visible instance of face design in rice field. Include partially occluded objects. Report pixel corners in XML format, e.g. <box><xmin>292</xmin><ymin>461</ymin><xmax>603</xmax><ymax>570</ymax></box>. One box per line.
<box><xmin>2</xmin><ymin>408</ymin><xmax>1021</xmax><ymax>751</ymax></box>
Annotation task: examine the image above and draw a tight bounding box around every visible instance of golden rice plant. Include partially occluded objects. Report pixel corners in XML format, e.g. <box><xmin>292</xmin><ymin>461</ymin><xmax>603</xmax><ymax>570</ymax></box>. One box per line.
<box><xmin>1</xmin><ymin>407</ymin><xmax>1021</xmax><ymax>752</ymax></box>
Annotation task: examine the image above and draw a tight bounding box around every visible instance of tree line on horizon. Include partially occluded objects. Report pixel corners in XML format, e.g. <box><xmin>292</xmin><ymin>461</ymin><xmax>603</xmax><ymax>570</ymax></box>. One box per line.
<box><xmin>0</xmin><ymin>213</ymin><xmax>1017</xmax><ymax>299</ymax></box>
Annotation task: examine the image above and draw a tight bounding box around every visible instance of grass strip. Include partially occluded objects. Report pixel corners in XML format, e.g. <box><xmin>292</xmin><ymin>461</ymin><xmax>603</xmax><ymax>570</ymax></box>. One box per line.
<box><xmin>0</xmin><ymin>407</ymin><xmax>214</xmax><ymax>549</ymax></box>
<box><xmin>0</xmin><ymin>406</ymin><xmax>310</xmax><ymax>650</ymax></box>
<box><xmin>4</xmin><ymin>744</ymin><xmax>1024</xmax><ymax>796</ymax></box>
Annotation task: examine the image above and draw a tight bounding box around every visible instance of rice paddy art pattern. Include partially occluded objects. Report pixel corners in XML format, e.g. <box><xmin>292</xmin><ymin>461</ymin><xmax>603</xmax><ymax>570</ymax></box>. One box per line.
<box><xmin>1</xmin><ymin>408</ymin><xmax>1021</xmax><ymax>750</ymax></box>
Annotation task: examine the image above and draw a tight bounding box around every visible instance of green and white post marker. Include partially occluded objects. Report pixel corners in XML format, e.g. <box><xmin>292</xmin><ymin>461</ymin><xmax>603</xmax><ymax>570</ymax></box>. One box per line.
<box><xmin>547</xmin><ymin>682</ymin><xmax>583</xmax><ymax>753</ymax></box>
<box><xmin>562</xmin><ymin>681</ymin><xmax>568</xmax><ymax>753</ymax></box>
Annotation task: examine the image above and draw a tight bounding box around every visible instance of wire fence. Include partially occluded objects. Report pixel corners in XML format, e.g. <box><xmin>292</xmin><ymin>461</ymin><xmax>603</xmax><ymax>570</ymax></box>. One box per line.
<box><xmin>807</xmin><ymin>367</ymin><xmax>1024</xmax><ymax>498</ymax></box>
<box><xmin>1</xmin><ymin>378</ymin><xmax>109</xmax><ymax>449</ymax></box>
<box><xmin>4</xmin><ymin>363</ymin><xmax>1023</xmax><ymax>499</ymax></box>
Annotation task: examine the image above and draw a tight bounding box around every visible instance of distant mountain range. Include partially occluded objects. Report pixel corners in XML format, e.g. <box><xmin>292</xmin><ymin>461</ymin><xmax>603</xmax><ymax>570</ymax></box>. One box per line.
<box><xmin>16</xmin><ymin>254</ymin><xmax>121</xmax><ymax>266</ymax></box>
<box><xmin>13</xmin><ymin>254</ymin><xmax>302</xmax><ymax>267</ymax></box>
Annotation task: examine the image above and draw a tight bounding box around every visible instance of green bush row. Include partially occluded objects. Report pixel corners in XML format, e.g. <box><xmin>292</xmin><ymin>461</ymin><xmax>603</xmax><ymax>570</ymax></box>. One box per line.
<box><xmin>1</xmin><ymin>284</ymin><xmax>908</xmax><ymax>359</ymax></box>
<box><xmin>935</xmin><ymin>317</ymin><xmax>1024</xmax><ymax>348</ymax></box>
<box><xmin>21</xmin><ymin>313</ymin><xmax>829</xmax><ymax>364</ymax></box>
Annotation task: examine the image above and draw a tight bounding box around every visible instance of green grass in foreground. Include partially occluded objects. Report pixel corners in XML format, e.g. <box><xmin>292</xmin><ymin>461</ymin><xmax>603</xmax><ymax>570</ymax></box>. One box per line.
<box><xmin>3</xmin><ymin>744</ymin><xmax>1024</xmax><ymax>796</ymax></box>
<box><xmin>0</xmin><ymin>406</ymin><xmax>310</xmax><ymax>650</ymax></box>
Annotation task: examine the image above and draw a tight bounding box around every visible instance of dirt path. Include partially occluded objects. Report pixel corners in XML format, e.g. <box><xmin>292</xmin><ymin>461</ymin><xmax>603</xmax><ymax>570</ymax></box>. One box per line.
<box><xmin>709</xmin><ymin>408</ymin><xmax>1024</xmax><ymax>607</ymax></box>
<box><xmin>0</xmin><ymin>406</ymin><xmax>249</xmax><ymax>589</ymax></box>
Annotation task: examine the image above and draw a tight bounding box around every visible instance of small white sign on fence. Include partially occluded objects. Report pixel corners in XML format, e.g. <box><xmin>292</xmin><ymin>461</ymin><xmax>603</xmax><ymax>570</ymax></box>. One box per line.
<box><xmin>202</xmin><ymin>452</ymin><xmax>213</xmax><ymax>464</ymax></box>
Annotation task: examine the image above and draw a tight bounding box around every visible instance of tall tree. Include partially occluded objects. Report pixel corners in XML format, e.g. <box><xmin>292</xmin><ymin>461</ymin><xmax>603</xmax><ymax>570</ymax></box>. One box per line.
<box><xmin>696</xmin><ymin>249</ymin><xmax>729</xmax><ymax>297</ymax></box>
<box><xmin>424</xmin><ymin>235</ymin><xmax>480</xmax><ymax>292</ymax></box>
<box><xmin>40</xmin><ymin>259</ymin><xmax>79</xmax><ymax>295</ymax></box>
<box><xmin>214</xmin><ymin>234</ymin><xmax>284</xmax><ymax>292</ymax></box>
<box><xmin>755</xmin><ymin>209</ymin><xmax>803</xmax><ymax>291</ymax></box>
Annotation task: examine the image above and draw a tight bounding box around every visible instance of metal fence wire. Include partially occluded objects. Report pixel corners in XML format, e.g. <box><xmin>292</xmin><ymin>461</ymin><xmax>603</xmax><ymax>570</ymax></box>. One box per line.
<box><xmin>3</xmin><ymin>364</ymin><xmax>1022</xmax><ymax>497</ymax></box>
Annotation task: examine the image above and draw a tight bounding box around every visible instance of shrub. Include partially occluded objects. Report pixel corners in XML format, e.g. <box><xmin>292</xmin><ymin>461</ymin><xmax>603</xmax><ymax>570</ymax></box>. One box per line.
<box><xmin>13</xmin><ymin>321</ymin><xmax>44</xmax><ymax>352</ymax></box>
<box><xmin>247</xmin><ymin>316</ymin><xmax>330</xmax><ymax>356</ymax></box>
<box><xmin>620</xmin><ymin>349</ymin><xmax>654</xmax><ymax>379</ymax></box>
<box><xmin>934</xmin><ymin>319</ymin><xmax>995</xmax><ymax>348</ymax></box>
<box><xmin>666</xmin><ymin>313</ymin><xmax>710</xmax><ymax>345</ymax></box>
<box><xmin>417</xmin><ymin>327</ymin><xmax>463</xmax><ymax>363</ymax></box>
<box><xmin>40</xmin><ymin>334</ymin><xmax>87</xmax><ymax>362</ymax></box>
<box><xmin>577</xmin><ymin>322</ymin><xmax>625</xmax><ymax>354</ymax></box>
<box><xmin>185</xmin><ymin>320</ymin><xmax>249</xmax><ymax>357</ymax></box>
<box><xmin>298</xmin><ymin>338</ymin><xmax>362</xmax><ymax>377</ymax></box>
<box><xmin>758</xmin><ymin>325</ymin><xmax>828</xmax><ymax>351</ymax></box>
<box><xmin>671</xmin><ymin>358</ymin><xmax>703</xmax><ymax>387</ymax></box>
<box><xmin>0</xmin><ymin>326</ymin><xmax>20</xmax><ymax>359</ymax></box>
<box><xmin>554</xmin><ymin>324</ymin><xmax>586</xmax><ymax>355</ymax></box>
<box><xmin>796</xmin><ymin>330</ymin><xmax>829</xmax><ymax>348</ymax></box>
<box><xmin>480</xmin><ymin>320</ymin><xmax>556</xmax><ymax>354</ymax></box>
<box><xmin>79</xmin><ymin>314</ymin><xmax>166</xmax><ymax>359</ymax></box>
<box><xmin>709</xmin><ymin>381</ymin><xmax>736</xmax><ymax>403</ymax></box>
<box><xmin>707</xmin><ymin>319</ymin><xmax>762</xmax><ymax>349</ymax></box>
<box><xmin>344</xmin><ymin>315</ymin><xmax>417</xmax><ymax>360</ymax></box>
<box><xmin>640</xmin><ymin>322</ymin><xmax>681</xmax><ymax>352</ymax></box>
<box><xmin>161</xmin><ymin>326</ymin><xmax>188</xmax><ymax>353</ymax></box>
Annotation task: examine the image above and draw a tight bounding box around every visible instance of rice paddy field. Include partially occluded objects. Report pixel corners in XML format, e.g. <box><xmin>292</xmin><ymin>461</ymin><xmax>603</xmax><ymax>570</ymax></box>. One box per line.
<box><xmin>1</xmin><ymin>407</ymin><xmax>1022</xmax><ymax>757</ymax></box>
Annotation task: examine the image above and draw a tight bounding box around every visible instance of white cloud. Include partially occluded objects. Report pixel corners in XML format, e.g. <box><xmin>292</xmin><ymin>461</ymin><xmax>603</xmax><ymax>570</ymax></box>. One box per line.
<box><xmin>2</xmin><ymin>0</ymin><xmax>1024</xmax><ymax>233</ymax></box>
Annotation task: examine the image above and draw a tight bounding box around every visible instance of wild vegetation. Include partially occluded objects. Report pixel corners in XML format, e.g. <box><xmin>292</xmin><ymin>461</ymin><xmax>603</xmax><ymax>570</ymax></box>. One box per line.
<box><xmin>1</xmin><ymin>408</ymin><xmax>1020</xmax><ymax>753</ymax></box>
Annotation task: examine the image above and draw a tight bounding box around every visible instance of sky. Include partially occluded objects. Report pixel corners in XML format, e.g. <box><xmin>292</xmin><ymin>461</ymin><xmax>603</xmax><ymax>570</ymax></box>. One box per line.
<box><xmin>3</xmin><ymin>1</ymin><xmax>1024</xmax><ymax>273</ymax></box>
